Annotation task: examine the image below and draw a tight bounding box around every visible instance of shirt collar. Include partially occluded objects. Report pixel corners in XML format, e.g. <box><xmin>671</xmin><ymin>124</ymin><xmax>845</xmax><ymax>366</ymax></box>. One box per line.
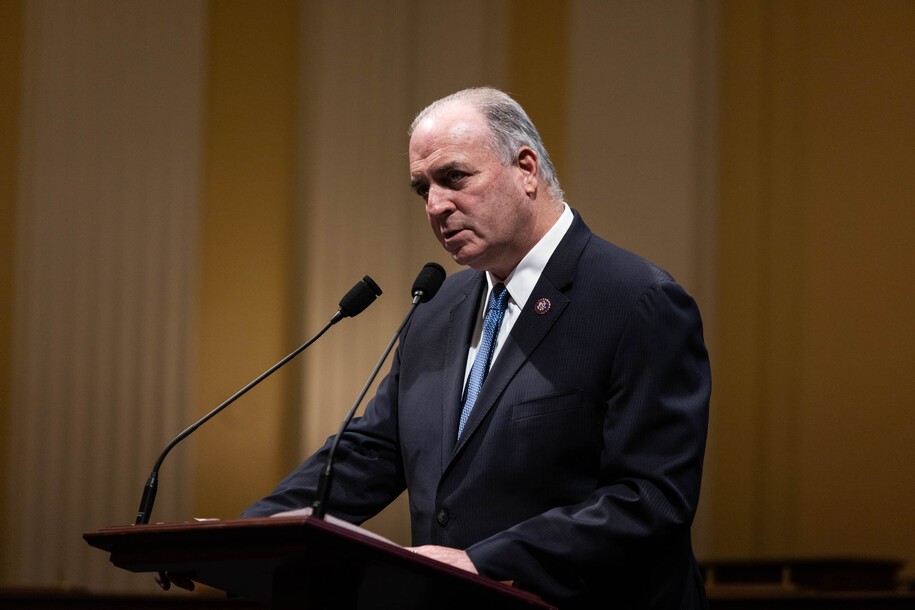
<box><xmin>485</xmin><ymin>203</ymin><xmax>574</xmax><ymax>309</ymax></box>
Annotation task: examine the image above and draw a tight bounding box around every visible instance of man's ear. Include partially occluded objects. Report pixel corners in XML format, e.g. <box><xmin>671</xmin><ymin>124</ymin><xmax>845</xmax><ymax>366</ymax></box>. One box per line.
<box><xmin>516</xmin><ymin>146</ymin><xmax>539</xmax><ymax>197</ymax></box>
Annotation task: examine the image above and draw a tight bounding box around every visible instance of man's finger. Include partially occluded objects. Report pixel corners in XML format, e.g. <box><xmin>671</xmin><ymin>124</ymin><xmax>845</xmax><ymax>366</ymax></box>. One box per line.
<box><xmin>154</xmin><ymin>571</ymin><xmax>195</xmax><ymax>592</ymax></box>
<box><xmin>154</xmin><ymin>571</ymin><xmax>171</xmax><ymax>591</ymax></box>
<box><xmin>170</xmin><ymin>573</ymin><xmax>196</xmax><ymax>591</ymax></box>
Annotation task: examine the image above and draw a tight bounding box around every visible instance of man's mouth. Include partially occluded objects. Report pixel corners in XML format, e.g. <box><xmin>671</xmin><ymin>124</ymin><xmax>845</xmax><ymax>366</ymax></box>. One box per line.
<box><xmin>442</xmin><ymin>227</ymin><xmax>465</xmax><ymax>241</ymax></box>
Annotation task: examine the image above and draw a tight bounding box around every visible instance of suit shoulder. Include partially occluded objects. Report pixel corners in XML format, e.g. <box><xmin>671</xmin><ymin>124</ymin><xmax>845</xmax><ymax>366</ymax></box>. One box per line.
<box><xmin>573</xmin><ymin>234</ymin><xmax>706</xmax><ymax>339</ymax></box>
<box><xmin>581</xmin><ymin>233</ymin><xmax>678</xmax><ymax>292</ymax></box>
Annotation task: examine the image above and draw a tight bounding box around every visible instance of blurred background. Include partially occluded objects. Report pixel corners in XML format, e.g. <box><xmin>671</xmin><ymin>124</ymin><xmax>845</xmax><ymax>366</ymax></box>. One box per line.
<box><xmin>1</xmin><ymin>0</ymin><xmax>913</xmax><ymax>597</ymax></box>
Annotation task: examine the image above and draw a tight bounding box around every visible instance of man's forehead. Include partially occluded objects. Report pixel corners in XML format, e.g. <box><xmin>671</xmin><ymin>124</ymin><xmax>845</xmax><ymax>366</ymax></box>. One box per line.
<box><xmin>412</xmin><ymin>103</ymin><xmax>487</xmax><ymax>146</ymax></box>
<box><xmin>411</xmin><ymin>110</ymin><xmax>494</xmax><ymax>170</ymax></box>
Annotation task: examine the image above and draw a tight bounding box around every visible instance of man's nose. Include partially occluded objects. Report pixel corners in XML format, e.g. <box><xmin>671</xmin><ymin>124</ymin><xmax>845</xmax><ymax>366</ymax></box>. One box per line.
<box><xmin>426</xmin><ymin>184</ymin><xmax>454</xmax><ymax>216</ymax></box>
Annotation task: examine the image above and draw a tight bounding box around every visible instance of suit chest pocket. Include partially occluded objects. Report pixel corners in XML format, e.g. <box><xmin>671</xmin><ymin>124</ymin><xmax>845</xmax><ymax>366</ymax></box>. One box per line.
<box><xmin>507</xmin><ymin>390</ymin><xmax>604</xmax><ymax>465</ymax></box>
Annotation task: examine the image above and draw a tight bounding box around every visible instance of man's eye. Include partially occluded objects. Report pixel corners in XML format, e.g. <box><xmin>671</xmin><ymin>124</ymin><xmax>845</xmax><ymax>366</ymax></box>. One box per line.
<box><xmin>446</xmin><ymin>171</ymin><xmax>466</xmax><ymax>184</ymax></box>
<box><xmin>414</xmin><ymin>184</ymin><xmax>430</xmax><ymax>199</ymax></box>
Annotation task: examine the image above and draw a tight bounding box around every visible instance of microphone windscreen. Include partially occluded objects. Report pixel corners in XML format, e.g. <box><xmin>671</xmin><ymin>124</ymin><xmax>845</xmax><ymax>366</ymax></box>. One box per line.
<box><xmin>339</xmin><ymin>276</ymin><xmax>382</xmax><ymax>318</ymax></box>
<box><xmin>412</xmin><ymin>263</ymin><xmax>446</xmax><ymax>303</ymax></box>
<box><xmin>362</xmin><ymin>275</ymin><xmax>382</xmax><ymax>297</ymax></box>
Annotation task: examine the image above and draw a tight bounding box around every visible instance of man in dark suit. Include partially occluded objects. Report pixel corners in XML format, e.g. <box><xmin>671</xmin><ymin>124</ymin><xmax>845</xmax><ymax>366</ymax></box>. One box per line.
<box><xmin>243</xmin><ymin>88</ymin><xmax>710</xmax><ymax>609</ymax></box>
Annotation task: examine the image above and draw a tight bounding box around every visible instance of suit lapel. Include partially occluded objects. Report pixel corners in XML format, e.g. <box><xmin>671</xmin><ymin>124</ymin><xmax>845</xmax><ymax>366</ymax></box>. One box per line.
<box><xmin>449</xmin><ymin>280</ymin><xmax>569</xmax><ymax>459</ymax></box>
<box><xmin>446</xmin><ymin>211</ymin><xmax>593</xmax><ymax>466</ymax></box>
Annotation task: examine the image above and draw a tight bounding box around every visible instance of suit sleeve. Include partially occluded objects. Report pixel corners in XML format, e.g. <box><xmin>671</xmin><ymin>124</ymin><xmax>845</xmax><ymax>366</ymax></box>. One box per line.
<box><xmin>465</xmin><ymin>280</ymin><xmax>710</xmax><ymax>602</ymax></box>
<box><xmin>241</xmin><ymin>348</ymin><xmax>407</xmax><ymax>522</ymax></box>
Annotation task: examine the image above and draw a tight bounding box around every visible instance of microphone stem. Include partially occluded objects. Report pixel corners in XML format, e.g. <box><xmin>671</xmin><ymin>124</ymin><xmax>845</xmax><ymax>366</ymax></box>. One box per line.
<box><xmin>313</xmin><ymin>295</ymin><xmax>421</xmax><ymax>519</ymax></box>
<box><xmin>135</xmin><ymin>317</ymin><xmax>337</xmax><ymax>525</ymax></box>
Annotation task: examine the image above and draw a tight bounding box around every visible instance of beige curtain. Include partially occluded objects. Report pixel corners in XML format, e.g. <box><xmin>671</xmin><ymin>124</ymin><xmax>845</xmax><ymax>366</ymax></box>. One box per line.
<box><xmin>5</xmin><ymin>0</ymin><xmax>204</xmax><ymax>592</ymax></box>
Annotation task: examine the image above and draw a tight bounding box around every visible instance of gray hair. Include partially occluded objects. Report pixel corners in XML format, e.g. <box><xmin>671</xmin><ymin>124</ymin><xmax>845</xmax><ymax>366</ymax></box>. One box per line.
<box><xmin>409</xmin><ymin>87</ymin><xmax>564</xmax><ymax>201</ymax></box>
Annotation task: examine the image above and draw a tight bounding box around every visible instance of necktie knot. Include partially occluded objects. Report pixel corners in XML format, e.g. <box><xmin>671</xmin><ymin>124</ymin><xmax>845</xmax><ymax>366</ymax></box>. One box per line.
<box><xmin>488</xmin><ymin>283</ymin><xmax>509</xmax><ymax>315</ymax></box>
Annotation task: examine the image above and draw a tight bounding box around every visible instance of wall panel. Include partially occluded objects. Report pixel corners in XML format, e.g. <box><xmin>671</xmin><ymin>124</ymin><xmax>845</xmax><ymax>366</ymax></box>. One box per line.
<box><xmin>0</xmin><ymin>0</ymin><xmax>23</xmax><ymax>584</ymax></box>
<box><xmin>4</xmin><ymin>0</ymin><xmax>204</xmax><ymax>592</ymax></box>
<box><xmin>193</xmin><ymin>0</ymin><xmax>299</xmax><ymax>521</ymax></box>
<box><xmin>797</xmin><ymin>0</ymin><xmax>915</xmax><ymax>573</ymax></box>
<box><xmin>714</xmin><ymin>0</ymin><xmax>915</xmax><ymax>577</ymax></box>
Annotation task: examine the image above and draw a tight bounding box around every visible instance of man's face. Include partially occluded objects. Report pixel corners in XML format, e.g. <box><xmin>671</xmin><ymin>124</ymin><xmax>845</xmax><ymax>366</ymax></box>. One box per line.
<box><xmin>409</xmin><ymin>102</ymin><xmax>536</xmax><ymax>279</ymax></box>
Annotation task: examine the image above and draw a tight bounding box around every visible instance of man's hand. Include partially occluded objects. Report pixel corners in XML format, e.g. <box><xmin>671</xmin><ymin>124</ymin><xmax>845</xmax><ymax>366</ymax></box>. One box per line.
<box><xmin>406</xmin><ymin>545</ymin><xmax>478</xmax><ymax>574</ymax></box>
<box><xmin>154</xmin><ymin>571</ymin><xmax>195</xmax><ymax>592</ymax></box>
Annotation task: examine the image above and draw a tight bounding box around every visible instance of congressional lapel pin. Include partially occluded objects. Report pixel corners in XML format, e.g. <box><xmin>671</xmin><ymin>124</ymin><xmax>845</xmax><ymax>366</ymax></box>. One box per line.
<box><xmin>533</xmin><ymin>297</ymin><xmax>551</xmax><ymax>315</ymax></box>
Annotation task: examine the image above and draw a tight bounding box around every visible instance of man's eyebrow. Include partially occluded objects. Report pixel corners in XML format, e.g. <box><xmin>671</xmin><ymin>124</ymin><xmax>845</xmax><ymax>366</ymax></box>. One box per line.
<box><xmin>432</xmin><ymin>161</ymin><xmax>465</xmax><ymax>175</ymax></box>
<box><xmin>410</xmin><ymin>160</ymin><xmax>466</xmax><ymax>187</ymax></box>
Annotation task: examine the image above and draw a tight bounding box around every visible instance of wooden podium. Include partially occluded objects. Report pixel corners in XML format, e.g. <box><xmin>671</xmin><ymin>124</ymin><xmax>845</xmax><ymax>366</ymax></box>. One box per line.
<box><xmin>84</xmin><ymin>516</ymin><xmax>555</xmax><ymax>609</ymax></box>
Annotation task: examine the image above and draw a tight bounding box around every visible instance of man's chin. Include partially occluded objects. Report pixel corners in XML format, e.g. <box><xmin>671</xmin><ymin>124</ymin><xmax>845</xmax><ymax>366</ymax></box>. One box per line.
<box><xmin>445</xmin><ymin>246</ymin><xmax>476</xmax><ymax>268</ymax></box>
<box><xmin>449</xmin><ymin>250</ymin><xmax>485</xmax><ymax>270</ymax></box>
<box><xmin>445</xmin><ymin>243</ymin><xmax>497</xmax><ymax>273</ymax></box>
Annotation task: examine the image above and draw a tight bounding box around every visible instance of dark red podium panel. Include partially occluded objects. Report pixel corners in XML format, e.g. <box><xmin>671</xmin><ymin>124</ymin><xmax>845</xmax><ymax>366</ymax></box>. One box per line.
<box><xmin>84</xmin><ymin>516</ymin><xmax>555</xmax><ymax>610</ymax></box>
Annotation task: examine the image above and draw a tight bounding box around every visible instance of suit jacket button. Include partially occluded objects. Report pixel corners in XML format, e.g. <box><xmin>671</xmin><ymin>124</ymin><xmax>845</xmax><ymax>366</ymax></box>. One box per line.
<box><xmin>436</xmin><ymin>509</ymin><xmax>450</xmax><ymax>526</ymax></box>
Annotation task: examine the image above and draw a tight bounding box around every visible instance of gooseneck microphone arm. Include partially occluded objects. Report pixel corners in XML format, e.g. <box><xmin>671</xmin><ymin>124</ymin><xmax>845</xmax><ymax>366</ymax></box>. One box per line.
<box><xmin>311</xmin><ymin>300</ymin><xmax>416</xmax><ymax>520</ymax></box>
<box><xmin>135</xmin><ymin>276</ymin><xmax>382</xmax><ymax>525</ymax></box>
<box><xmin>312</xmin><ymin>263</ymin><xmax>445</xmax><ymax>520</ymax></box>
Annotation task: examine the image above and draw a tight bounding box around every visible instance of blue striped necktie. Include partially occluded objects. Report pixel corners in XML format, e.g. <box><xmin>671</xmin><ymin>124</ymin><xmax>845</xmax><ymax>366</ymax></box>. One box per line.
<box><xmin>459</xmin><ymin>283</ymin><xmax>509</xmax><ymax>439</ymax></box>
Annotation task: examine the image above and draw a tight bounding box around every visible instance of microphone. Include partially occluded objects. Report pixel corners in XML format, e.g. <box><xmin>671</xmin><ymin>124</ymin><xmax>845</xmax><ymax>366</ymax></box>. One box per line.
<box><xmin>411</xmin><ymin>262</ymin><xmax>445</xmax><ymax>303</ymax></box>
<box><xmin>135</xmin><ymin>276</ymin><xmax>382</xmax><ymax>525</ymax></box>
<box><xmin>312</xmin><ymin>263</ymin><xmax>446</xmax><ymax>519</ymax></box>
<box><xmin>334</xmin><ymin>275</ymin><xmax>382</xmax><ymax>322</ymax></box>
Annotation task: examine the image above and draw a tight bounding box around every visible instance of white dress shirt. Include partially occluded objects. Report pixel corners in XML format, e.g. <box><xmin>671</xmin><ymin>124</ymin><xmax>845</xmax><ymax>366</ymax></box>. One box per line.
<box><xmin>463</xmin><ymin>203</ymin><xmax>574</xmax><ymax>387</ymax></box>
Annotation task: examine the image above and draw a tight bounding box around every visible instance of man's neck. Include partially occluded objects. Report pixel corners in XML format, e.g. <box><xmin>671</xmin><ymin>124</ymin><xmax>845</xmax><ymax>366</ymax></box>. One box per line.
<box><xmin>490</xmin><ymin>200</ymin><xmax>565</xmax><ymax>281</ymax></box>
<box><xmin>488</xmin><ymin>201</ymin><xmax>571</xmax><ymax>283</ymax></box>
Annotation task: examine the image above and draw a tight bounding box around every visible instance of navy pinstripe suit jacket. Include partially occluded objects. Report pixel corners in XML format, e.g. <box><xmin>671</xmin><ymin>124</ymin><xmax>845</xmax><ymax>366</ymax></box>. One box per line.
<box><xmin>243</xmin><ymin>211</ymin><xmax>711</xmax><ymax>609</ymax></box>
